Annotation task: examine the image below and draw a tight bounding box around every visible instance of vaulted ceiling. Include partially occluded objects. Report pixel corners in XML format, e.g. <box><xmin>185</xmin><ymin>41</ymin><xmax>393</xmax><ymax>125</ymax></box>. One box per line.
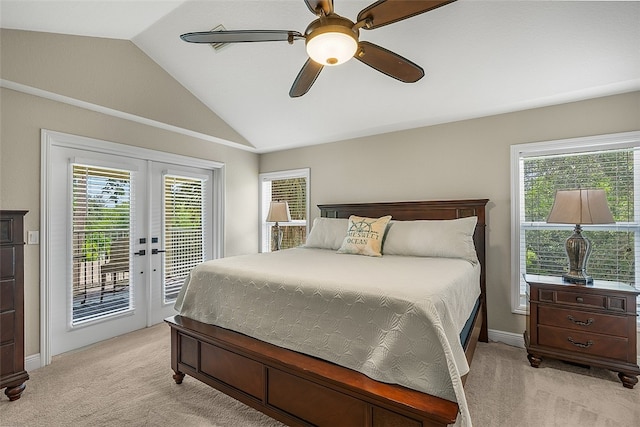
<box><xmin>2</xmin><ymin>1</ymin><xmax>639</xmax><ymax>153</ymax></box>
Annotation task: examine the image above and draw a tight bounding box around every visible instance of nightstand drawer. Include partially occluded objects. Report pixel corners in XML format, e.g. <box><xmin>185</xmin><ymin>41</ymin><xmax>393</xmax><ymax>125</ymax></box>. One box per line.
<box><xmin>555</xmin><ymin>290</ymin><xmax>606</xmax><ymax>309</ymax></box>
<box><xmin>538</xmin><ymin>306</ymin><xmax>628</xmax><ymax>337</ymax></box>
<box><xmin>538</xmin><ymin>325</ymin><xmax>629</xmax><ymax>361</ymax></box>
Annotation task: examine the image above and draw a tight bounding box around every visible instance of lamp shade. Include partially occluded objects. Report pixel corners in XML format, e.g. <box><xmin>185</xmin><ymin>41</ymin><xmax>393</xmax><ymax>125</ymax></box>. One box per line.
<box><xmin>266</xmin><ymin>201</ymin><xmax>291</xmax><ymax>223</ymax></box>
<box><xmin>547</xmin><ymin>189</ymin><xmax>614</xmax><ymax>225</ymax></box>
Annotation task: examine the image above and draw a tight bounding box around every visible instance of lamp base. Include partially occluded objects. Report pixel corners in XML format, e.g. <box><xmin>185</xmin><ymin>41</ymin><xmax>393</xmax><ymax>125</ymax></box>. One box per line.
<box><xmin>271</xmin><ymin>223</ymin><xmax>283</xmax><ymax>251</ymax></box>
<box><xmin>562</xmin><ymin>225</ymin><xmax>593</xmax><ymax>285</ymax></box>
<box><xmin>562</xmin><ymin>272</ymin><xmax>593</xmax><ymax>285</ymax></box>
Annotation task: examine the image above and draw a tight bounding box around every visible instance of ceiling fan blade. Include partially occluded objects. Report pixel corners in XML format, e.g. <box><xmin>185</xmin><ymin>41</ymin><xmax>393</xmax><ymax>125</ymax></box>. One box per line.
<box><xmin>354</xmin><ymin>41</ymin><xmax>424</xmax><ymax>83</ymax></box>
<box><xmin>290</xmin><ymin>59</ymin><xmax>324</xmax><ymax>98</ymax></box>
<box><xmin>357</xmin><ymin>0</ymin><xmax>456</xmax><ymax>30</ymax></box>
<box><xmin>304</xmin><ymin>0</ymin><xmax>334</xmax><ymax>16</ymax></box>
<box><xmin>180</xmin><ymin>30</ymin><xmax>303</xmax><ymax>44</ymax></box>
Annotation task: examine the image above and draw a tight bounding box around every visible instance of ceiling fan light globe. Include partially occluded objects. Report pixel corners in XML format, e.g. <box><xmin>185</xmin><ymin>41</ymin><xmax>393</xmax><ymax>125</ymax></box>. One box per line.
<box><xmin>306</xmin><ymin>28</ymin><xmax>358</xmax><ymax>66</ymax></box>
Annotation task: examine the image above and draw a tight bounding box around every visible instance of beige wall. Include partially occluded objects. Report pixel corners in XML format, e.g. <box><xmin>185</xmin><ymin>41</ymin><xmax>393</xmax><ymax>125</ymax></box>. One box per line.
<box><xmin>1</xmin><ymin>29</ymin><xmax>252</xmax><ymax>148</ymax></box>
<box><xmin>260</xmin><ymin>91</ymin><xmax>640</xmax><ymax>337</ymax></box>
<box><xmin>1</xmin><ymin>31</ymin><xmax>260</xmax><ymax>357</ymax></box>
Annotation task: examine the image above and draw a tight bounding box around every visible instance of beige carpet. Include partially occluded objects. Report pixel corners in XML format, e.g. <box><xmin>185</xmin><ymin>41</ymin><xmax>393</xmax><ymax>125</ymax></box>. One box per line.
<box><xmin>464</xmin><ymin>338</ymin><xmax>639</xmax><ymax>427</ymax></box>
<box><xmin>1</xmin><ymin>324</ymin><xmax>638</xmax><ymax>427</ymax></box>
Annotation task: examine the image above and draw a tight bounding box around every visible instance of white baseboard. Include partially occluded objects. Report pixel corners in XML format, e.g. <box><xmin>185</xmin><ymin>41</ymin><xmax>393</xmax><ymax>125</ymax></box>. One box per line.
<box><xmin>25</xmin><ymin>353</ymin><xmax>42</xmax><ymax>372</ymax></box>
<box><xmin>487</xmin><ymin>329</ymin><xmax>525</xmax><ymax>348</ymax></box>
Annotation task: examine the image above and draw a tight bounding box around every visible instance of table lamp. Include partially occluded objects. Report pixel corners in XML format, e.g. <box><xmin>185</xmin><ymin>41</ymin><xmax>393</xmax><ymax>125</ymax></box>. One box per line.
<box><xmin>266</xmin><ymin>201</ymin><xmax>291</xmax><ymax>251</ymax></box>
<box><xmin>546</xmin><ymin>189</ymin><xmax>614</xmax><ymax>284</ymax></box>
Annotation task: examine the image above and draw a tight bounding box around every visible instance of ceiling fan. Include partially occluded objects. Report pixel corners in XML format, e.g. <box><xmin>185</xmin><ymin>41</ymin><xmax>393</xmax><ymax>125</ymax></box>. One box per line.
<box><xmin>180</xmin><ymin>0</ymin><xmax>456</xmax><ymax>98</ymax></box>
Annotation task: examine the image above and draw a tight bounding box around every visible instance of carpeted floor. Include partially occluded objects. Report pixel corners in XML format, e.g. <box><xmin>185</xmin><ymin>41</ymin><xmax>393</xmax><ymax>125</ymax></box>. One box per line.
<box><xmin>1</xmin><ymin>324</ymin><xmax>638</xmax><ymax>426</ymax></box>
<box><xmin>464</xmin><ymin>338</ymin><xmax>639</xmax><ymax>426</ymax></box>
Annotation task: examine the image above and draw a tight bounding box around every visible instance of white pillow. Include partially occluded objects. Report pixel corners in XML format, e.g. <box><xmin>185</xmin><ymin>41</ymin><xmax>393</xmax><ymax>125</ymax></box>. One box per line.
<box><xmin>382</xmin><ymin>216</ymin><xmax>478</xmax><ymax>263</ymax></box>
<box><xmin>304</xmin><ymin>217</ymin><xmax>349</xmax><ymax>250</ymax></box>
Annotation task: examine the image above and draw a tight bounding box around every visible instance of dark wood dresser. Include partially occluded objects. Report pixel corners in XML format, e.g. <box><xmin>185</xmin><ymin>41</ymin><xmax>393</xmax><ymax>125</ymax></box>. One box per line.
<box><xmin>525</xmin><ymin>274</ymin><xmax>639</xmax><ymax>388</ymax></box>
<box><xmin>0</xmin><ymin>210</ymin><xmax>29</xmax><ymax>400</ymax></box>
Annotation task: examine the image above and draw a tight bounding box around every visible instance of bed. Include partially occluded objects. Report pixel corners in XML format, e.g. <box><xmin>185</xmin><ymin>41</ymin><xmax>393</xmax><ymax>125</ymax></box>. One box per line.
<box><xmin>165</xmin><ymin>199</ymin><xmax>488</xmax><ymax>427</ymax></box>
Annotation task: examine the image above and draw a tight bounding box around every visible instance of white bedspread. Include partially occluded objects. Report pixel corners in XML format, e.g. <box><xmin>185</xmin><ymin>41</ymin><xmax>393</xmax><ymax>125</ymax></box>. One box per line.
<box><xmin>175</xmin><ymin>247</ymin><xmax>480</xmax><ymax>426</ymax></box>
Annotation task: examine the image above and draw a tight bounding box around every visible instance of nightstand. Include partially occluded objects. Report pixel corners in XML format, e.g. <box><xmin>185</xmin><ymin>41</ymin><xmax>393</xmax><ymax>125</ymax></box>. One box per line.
<box><xmin>524</xmin><ymin>274</ymin><xmax>640</xmax><ymax>389</ymax></box>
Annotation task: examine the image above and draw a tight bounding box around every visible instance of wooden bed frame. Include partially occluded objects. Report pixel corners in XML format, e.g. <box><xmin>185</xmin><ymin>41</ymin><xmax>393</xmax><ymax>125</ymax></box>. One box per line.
<box><xmin>166</xmin><ymin>199</ymin><xmax>489</xmax><ymax>427</ymax></box>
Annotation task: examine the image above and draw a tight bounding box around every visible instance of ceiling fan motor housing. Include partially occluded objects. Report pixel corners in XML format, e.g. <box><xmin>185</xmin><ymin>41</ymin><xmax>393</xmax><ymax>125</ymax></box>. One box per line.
<box><xmin>305</xmin><ymin>15</ymin><xmax>359</xmax><ymax>66</ymax></box>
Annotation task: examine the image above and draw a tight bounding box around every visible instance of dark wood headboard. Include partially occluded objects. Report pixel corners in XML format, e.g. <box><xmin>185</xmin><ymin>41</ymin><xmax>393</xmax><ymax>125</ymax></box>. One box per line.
<box><xmin>318</xmin><ymin>199</ymin><xmax>489</xmax><ymax>342</ymax></box>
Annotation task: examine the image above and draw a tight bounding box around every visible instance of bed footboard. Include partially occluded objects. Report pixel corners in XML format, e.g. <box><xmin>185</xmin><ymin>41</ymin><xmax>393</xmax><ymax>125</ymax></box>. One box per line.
<box><xmin>166</xmin><ymin>315</ymin><xmax>460</xmax><ymax>427</ymax></box>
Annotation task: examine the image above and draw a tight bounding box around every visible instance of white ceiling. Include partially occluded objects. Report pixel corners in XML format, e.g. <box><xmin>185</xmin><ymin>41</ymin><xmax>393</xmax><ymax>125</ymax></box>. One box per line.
<box><xmin>2</xmin><ymin>1</ymin><xmax>639</xmax><ymax>153</ymax></box>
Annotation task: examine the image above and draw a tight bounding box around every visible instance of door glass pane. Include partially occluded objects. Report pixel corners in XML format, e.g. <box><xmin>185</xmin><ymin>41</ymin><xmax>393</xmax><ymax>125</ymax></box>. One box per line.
<box><xmin>164</xmin><ymin>175</ymin><xmax>205</xmax><ymax>303</ymax></box>
<box><xmin>72</xmin><ymin>164</ymin><xmax>133</xmax><ymax>324</ymax></box>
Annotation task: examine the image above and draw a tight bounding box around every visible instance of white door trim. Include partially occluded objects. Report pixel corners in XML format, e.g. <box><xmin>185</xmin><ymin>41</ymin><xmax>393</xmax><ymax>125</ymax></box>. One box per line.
<box><xmin>40</xmin><ymin>129</ymin><xmax>225</xmax><ymax>366</ymax></box>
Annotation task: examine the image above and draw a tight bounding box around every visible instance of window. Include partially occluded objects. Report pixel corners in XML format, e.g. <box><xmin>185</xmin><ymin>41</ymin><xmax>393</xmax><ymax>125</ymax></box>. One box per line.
<box><xmin>260</xmin><ymin>169</ymin><xmax>310</xmax><ymax>252</ymax></box>
<box><xmin>511</xmin><ymin>131</ymin><xmax>640</xmax><ymax>315</ymax></box>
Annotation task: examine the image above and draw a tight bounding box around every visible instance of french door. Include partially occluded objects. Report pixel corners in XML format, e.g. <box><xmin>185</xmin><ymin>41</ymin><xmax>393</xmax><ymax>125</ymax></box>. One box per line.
<box><xmin>148</xmin><ymin>162</ymin><xmax>213</xmax><ymax>325</ymax></box>
<box><xmin>46</xmin><ymin>135</ymin><xmax>215</xmax><ymax>357</ymax></box>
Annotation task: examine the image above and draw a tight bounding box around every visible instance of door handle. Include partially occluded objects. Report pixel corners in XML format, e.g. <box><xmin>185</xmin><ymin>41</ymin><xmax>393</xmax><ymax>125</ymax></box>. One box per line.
<box><xmin>134</xmin><ymin>250</ymin><xmax>146</xmax><ymax>256</ymax></box>
<box><xmin>152</xmin><ymin>249</ymin><xmax>166</xmax><ymax>255</ymax></box>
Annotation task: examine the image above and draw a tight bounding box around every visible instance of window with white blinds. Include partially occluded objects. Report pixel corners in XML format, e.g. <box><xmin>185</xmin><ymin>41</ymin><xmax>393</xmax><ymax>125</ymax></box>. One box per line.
<box><xmin>163</xmin><ymin>174</ymin><xmax>205</xmax><ymax>302</ymax></box>
<box><xmin>72</xmin><ymin>164</ymin><xmax>133</xmax><ymax>324</ymax></box>
<box><xmin>260</xmin><ymin>169</ymin><xmax>310</xmax><ymax>252</ymax></box>
<box><xmin>511</xmin><ymin>132</ymin><xmax>640</xmax><ymax>314</ymax></box>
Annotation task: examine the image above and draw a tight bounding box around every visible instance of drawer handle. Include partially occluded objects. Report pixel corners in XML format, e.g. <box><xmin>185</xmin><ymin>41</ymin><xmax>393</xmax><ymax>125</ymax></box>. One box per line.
<box><xmin>576</xmin><ymin>297</ymin><xmax>584</xmax><ymax>303</ymax></box>
<box><xmin>567</xmin><ymin>337</ymin><xmax>593</xmax><ymax>349</ymax></box>
<box><xmin>567</xmin><ymin>315</ymin><xmax>593</xmax><ymax>326</ymax></box>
